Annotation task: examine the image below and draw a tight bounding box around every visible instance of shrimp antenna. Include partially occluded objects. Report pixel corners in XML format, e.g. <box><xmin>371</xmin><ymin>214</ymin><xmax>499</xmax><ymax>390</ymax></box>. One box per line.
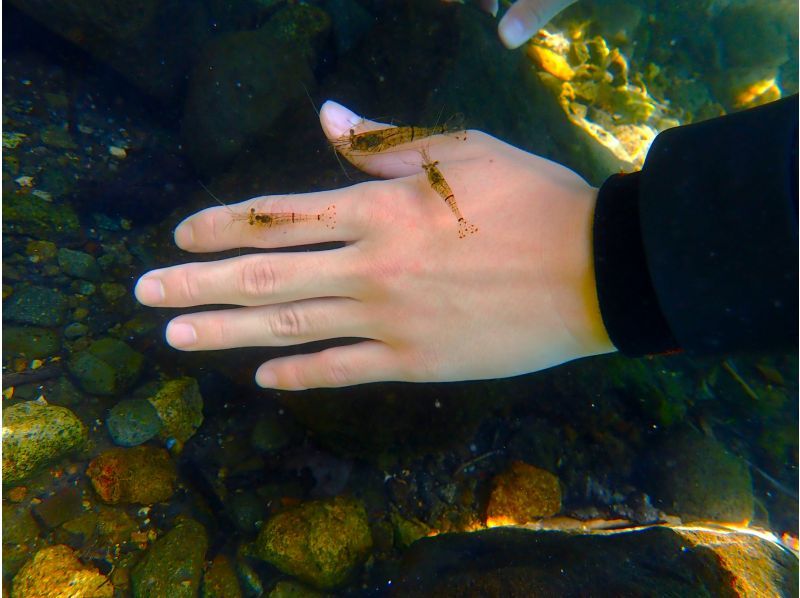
<box><xmin>198</xmin><ymin>180</ymin><xmax>227</xmax><ymax>208</ymax></box>
<box><xmin>301</xmin><ymin>82</ymin><xmax>354</xmax><ymax>181</ymax></box>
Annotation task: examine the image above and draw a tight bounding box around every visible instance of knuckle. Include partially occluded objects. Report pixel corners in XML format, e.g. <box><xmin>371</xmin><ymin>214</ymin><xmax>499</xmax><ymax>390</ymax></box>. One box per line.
<box><xmin>322</xmin><ymin>352</ymin><xmax>354</xmax><ymax>386</ymax></box>
<box><xmin>177</xmin><ymin>268</ymin><xmax>203</xmax><ymax>304</ymax></box>
<box><xmin>238</xmin><ymin>258</ymin><xmax>278</xmax><ymax>299</ymax></box>
<box><xmin>268</xmin><ymin>304</ymin><xmax>305</xmax><ymax>339</ymax></box>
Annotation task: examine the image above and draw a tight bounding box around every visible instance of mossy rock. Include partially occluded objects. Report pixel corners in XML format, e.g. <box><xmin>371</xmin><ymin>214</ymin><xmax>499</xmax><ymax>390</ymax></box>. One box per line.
<box><xmin>3</xmin><ymin>193</ymin><xmax>82</xmax><ymax>241</ymax></box>
<box><xmin>3</xmin><ymin>285</ymin><xmax>68</xmax><ymax>327</ymax></box>
<box><xmin>201</xmin><ymin>554</ymin><xmax>242</xmax><ymax>598</ymax></box>
<box><xmin>131</xmin><ymin>518</ymin><xmax>208</xmax><ymax>597</ymax></box>
<box><xmin>3</xmin><ymin>326</ymin><xmax>60</xmax><ymax>359</ymax></box>
<box><xmin>68</xmin><ymin>337</ymin><xmax>144</xmax><ymax>396</ymax></box>
<box><xmin>255</xmin><ymin>496</ymin><xmax>372</xmax><ymax>590</ymax></box>
<box><xmin>11</xmin><ymin>544</ymin><xmax>113</xmax><ymax>598</ymax></box>
<box><xmin>2</xmin><ymin>401</ymin><xmax>87</xmax><ymax>485</ymax></box>
<box><xmin>146</xmin><ymin>376</ymin><xmax>204</xmax><ymax>445</ymax></box>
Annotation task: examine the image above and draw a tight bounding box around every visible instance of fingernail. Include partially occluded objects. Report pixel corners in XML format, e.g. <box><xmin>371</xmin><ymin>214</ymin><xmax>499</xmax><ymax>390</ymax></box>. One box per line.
<box><xmin>167</xmin><ymin>321</ymin><xmax>197</xmax><ymax>348</ymax></box>
<box><xmin>321</xmin><ymin>100</ymin><xmax>361</xmax><ymax>138</ymax></box>
<box><xmin>135</xmin><ymin>277</ymin><xmax>165</xmax><ymax>305</ymax></box>
<box><xmin>499</xmin><ymin>16</ymin><xmax>531</xmax><ymax>49</ymax></box>
<box><xmin>174</xmin><ymin>221</ymin><xmax>194</xmax><ymax>248</ymax></box>
<box><xmin>257</xmin><ymin>368</ymin><xmax>278</xmax><ymax>388</ymax></box>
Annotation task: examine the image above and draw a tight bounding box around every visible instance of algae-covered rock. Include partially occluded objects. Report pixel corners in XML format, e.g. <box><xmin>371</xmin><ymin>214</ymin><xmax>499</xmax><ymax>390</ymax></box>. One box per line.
<box><xmin>254</xmin><ymin>496</ymin><xmax>372</xmax><ymax>590</ymax></box>
<box><xmin>390</xmin><ymin>511</ymin><xmax>432</xmax><ymax>550</ymax></box>
<box><xmin>131</xmin><ymin>518</ymin><xmax>208</xmax><ymax>598</ymax></box>
<box><xmin>146</xmin><ymin>377</ymin><xmax>203</xmax><ymax>445</ymax></box>
<box><xmin>68</xmin><ymin>337</ymin><xmax>144</xmax><ymax>395</ymax></box>
<box><xmin>641</xmin><ymin>427</ymin><xmax>753</xmax><ymax>523</ymax></box>
<box><xmin>2</xmin><ymin>401</ymin><xmax>87</xmax><ymax>485</ymax></box>
<box><xmin>3</xmin><ymin>326</ymin><xmax>60</xmax><ymax>359</ymax></box>
<box><xmin>3</xmin><ymin>193</ymin><xmax>82</xmax><ymax>240</ymax></box>
<box><xmin>486</xmin><ymin>461</ymin><xmax>561</xmax><ymax>525</ymax></box>
<box><xmin>11</xmin><ymin>544</ymin><xmax>113</xmax><ymax>597</ymax></box>
<box><xmin>202</xmin><ymin>554</ymin><xmax>242</xmax><ymax>598</ymax></box>
<box><xmin>57</xmin><ymin>247</ymin><xmax>102</xmax><ymax>281</ymax></box>
<box><xmin>106</xmin><ymin>398</ymin><xmax>162</xmax><ymax>447</ymax></box>
<box><xmin>86</xmin><ymin>446</ymin><xmax>177</xmax><ymax>505</ymax></box>
<box><xmin>268</xmin><ymin>580</ymin><xmax>327</xmax><ymax>597</ymax></box>
<box><xmin>3</xmin><ymin>284</ymin><xmax>68</xmax><ymax>327</ymax></box>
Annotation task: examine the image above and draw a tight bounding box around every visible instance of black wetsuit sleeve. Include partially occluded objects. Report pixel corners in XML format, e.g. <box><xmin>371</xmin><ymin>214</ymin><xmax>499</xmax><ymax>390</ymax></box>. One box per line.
<box><xmin>593</xmin><ymin>95</ymin><xmax>798</xmax><ymax>356</ymax></box>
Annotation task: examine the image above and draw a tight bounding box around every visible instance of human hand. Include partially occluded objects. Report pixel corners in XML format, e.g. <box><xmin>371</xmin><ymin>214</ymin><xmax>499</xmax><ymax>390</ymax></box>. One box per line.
<box><xmin>134</xmin><ymin>100</ymin><xmax>614</xmax><ymax>390</ymax></box>
<box><xmin>481</xmin><ymin>0</ymin><xmax>577</xmax><ymax>49</ymax></box>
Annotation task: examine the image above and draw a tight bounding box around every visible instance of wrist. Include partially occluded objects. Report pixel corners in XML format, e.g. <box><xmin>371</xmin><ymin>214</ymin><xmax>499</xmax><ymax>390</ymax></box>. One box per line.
<box><xmin>552</xmin><ymin>184</ymin><xmax>616</xmax><ymax>357</ymax></box>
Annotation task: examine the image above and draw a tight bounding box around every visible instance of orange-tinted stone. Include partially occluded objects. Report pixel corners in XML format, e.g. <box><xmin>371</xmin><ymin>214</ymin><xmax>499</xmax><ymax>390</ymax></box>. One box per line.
<box><xmin>486</xmin><ymin>461</ymin><xmax>561</xmax><ymax>526</ymax></box>
<box><xmin>86</xmin><ymin>446</ymin><xmax>176</xmax><ymax>505</ymax></box>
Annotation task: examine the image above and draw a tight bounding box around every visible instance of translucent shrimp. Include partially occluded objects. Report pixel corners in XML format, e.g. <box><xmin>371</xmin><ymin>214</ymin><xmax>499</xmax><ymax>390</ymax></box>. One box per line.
<box><xmin>230</xmin><ymin>205</ymin><xmax>337</xmax><ymax>230</ymax></box>
<box><xmin>200</xmin><ymin>181</ymin><xmax>336</xmax><ymax>234</ymax></box>
<box><xmin>419</xmin><ymin>148</ymin><xmax>477</xmax><ymax>239</ymax></box>
<box><xmin>333</xmin><ymin>114</ymin><xmax>467</xmax><ymax>155</ymax></box>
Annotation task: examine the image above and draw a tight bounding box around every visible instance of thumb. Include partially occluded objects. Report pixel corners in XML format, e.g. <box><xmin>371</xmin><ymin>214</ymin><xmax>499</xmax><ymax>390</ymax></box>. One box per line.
<box><xmin>319</xmin><ymin>100</ymin><xmax>468</xmax><ymax>179</ymax></box>
<box><xmin>498</xmin><ymin>0</ymin><xmax>576</xmax><ymax>49</ymax></box>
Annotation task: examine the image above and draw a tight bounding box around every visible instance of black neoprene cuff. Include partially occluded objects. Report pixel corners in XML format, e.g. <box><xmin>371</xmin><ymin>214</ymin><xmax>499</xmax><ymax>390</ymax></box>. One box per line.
<box><xmin>593</xmin><ymin>172</ymin><xmax>680</xmax><ymax>356</ymax></box>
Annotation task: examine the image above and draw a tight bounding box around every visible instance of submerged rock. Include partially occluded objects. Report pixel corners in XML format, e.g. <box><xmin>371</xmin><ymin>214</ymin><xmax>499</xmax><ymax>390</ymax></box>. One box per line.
<box><xmin>106</xmin><ymin>398</ymin><xmax>162</xmax><ymax>447</ymax></box>
<box><xmin>2</xmin><ymin>401</ymin><xmax>87</xmax><ymax>485</ymax></box>
<box><xmin>486</xmin><ymin>461</ymin><xmax>561</xmax><ymax>525</ymax></box>
<box><xmin>57</xmin><ymin>247</ymin><xmax>102</xmax><ymax>281</ymax></box>
<box><xmin>86</xmin><ymin>446</ymin><xmax>177</xmax><ymax>505</ymax></box>
<box><xmin>131</xmin><ymin>518</ymin><xmax>208</xmax><ymax>598</ymax></box>
<box><xmin>3</xmin><ymin>284</ymin><xmax>68</xmax><ymax>327</ymax></box>
<box><xmin>201</xmin><ymin>554</ymin><xmax>242</xmax><ymax>598</ymax></box>
<box><xmin>181</xmin><ymin>5</ymin><xmax>330</xmax><ymax>174</ymax></box>
<box><xmin>254</xmin><ymin>496</ymin><xmax>372</xmax><ymax>590</ymax></box>
<box><xmin>388</xmin><ymin>525</ymin><xmax>798</xmax><ymax>595</ymax></box>
<box><xmin>11</xmin><ymin>544</ymin><xmax>113</xmax><ymax>597</ymax></box>
<box><xmin>68</xmin><ymin>337</ymin><xmax>144</xmax><ymax>396</ymax></box>
<box><xmin>3</xmin><ymin>326</ymin><xmax>60</xmax><ymax>359</ymax></box>
<box><xmin>641</xmin><ymin>427</ymin><xmax>753</xmax><ymax>523</ymax></box>
<box><xmin>146</xmin><ymin>376</ymin><xmax>204</xmax><ymax>446</ymax></box>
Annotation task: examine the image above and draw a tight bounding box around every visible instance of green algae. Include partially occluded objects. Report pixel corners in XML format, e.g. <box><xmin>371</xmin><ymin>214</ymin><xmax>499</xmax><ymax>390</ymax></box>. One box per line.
<box><xmin>2</xmin><ymin>401</ymin><xmax>87</xmax><ymax>485</ymax></box>
<box><xmin>146</xmin><ymin>377</ymin><xmax>204</xmax><ymax>445</ymax></box>
<box><xmin>255</xmin><ymin>496</ymin><xmax>372</xmax><ymax>590</ymax></box>
<box><xmin>131</xmin><ymin>518</ymin><xmax>208</xmax><ymax>598</ymax></box>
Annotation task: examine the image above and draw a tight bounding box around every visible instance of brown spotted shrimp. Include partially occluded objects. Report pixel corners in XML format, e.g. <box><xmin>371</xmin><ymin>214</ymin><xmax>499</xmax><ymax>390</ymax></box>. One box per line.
<box><xmin>419</xmin><ymin>148</ymin><xmax>477</xmax><ymax>239</ymax></box>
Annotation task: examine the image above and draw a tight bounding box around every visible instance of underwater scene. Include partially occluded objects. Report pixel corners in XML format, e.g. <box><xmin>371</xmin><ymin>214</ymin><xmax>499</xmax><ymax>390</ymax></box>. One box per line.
<box><xmin>2</xmin><ymin>0</ymin><xmax>798</xmax><ymax>595</ymax></box>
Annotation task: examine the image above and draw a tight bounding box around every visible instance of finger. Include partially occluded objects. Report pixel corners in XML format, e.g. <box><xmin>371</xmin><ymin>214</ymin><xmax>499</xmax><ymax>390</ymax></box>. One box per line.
<box><xmin>255</xmin><ymin>341</ymin><xmax>403</xmax><ymax>389</ymax></box>
<box><xmin>135</xmin><ymin>247</ymin><xmax>360</xmax><ymax>308</ymax></box>
<box><xmin>173</xmin><ymin>183</ymin><xmax>373</xmax><ymax>253</ymax></box>
<box><xmin>164</xmin><ymin>297</ymin><xmax>368</xmax><ymax>350</ymax></box>
<box><xmin>478</xmin><ymin>0</ymin><xmax>499</xmax><ymax>16</ymax></box>
<box><xmin>319</xmin><ymin>100</ymin><xmax>472</xmax><ymax>179</ymax></box>
<box><xmin>498</xmin><ymin>0</ymin><xmax>576</xmax><ymax>49</ymax></box>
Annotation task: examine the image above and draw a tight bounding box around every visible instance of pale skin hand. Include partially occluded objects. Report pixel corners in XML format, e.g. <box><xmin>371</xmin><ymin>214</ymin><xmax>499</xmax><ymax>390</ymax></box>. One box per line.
<box><xmin>478</xmin><ymin>0</ymin><xmax>577</xmax><ymax>49</ymax></box>
<box><xmin>134</xmin><ymin>100</ymin><xmax>615</xmax><ymax>390</ymax></box>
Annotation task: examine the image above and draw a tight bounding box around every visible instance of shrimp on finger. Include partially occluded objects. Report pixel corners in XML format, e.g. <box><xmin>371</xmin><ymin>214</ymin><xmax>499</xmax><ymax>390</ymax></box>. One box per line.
<box><xmin>333</xmin><ymin>114</ymin><xmax>467</xmax><ymax>155</ymax></box>
<box><xmin>420</xmin><ymin>148</ymin><xmax>477</xmax><ymax>239</ymax></box>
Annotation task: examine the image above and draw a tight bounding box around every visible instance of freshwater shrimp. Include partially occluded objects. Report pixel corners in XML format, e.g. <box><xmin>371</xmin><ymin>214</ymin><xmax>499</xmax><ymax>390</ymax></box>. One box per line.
<box><xmin>419</xmin><ymin>148</ymin><xmax>477</xmax><ymax>239</ymax></box>
<box><xmin>200</xmin><ymin>181</ymin><xmax>336</xmax><ymax>234</ymax></box>
<box><xmin>334</xmin><ymin>114</ymin><xmax>467</xmax><ymax>155</ymax></box>
<box><xmin>229</xmin><ymin>205</ymin><xmax>337</xmax><ymax>230</ymax></box>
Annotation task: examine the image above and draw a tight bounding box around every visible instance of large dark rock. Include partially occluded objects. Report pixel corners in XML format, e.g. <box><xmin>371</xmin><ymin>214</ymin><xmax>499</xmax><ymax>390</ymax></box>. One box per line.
<box><xmin>8</xmin><ymin>0</ymin><xmax>210</xmax><ymax>102</ymax></box>
<box><xmin>181</xmin><ymin>5</ymin><xmax>331</xmax><ymax>175</ymax></box>
<box><xmin>387</xmin><ymin>526</ymin><xmax>797</xmax><ymax>596</ymax></box>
